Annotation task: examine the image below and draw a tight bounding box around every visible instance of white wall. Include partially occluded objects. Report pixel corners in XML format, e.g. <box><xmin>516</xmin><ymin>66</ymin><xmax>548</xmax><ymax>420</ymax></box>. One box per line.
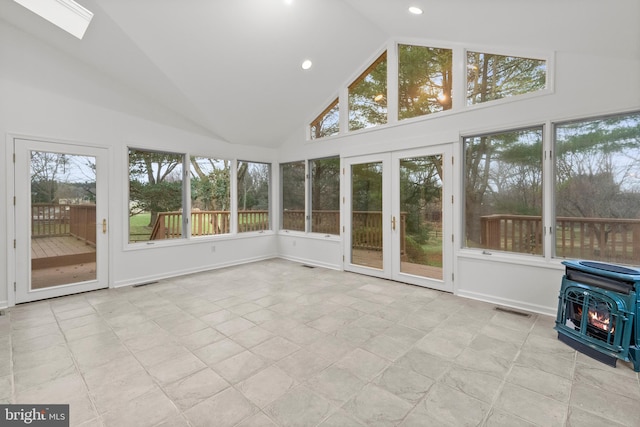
<box><xmin>279</xmin><ymin>46</ymin><xmax>640</xmax><ymax>315</ymax></box>
<box><xmin>0</xmin><ymin>21</ymin><xmax>278</xmax><ymax>308</ymax></box>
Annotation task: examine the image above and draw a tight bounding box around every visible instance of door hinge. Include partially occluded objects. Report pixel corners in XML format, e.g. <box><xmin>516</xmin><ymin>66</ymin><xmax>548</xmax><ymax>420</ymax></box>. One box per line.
<box><xmin>452</xmin><ymin>273</ymin><xmax>454</xmax><ymax>281</ymax></box>
<box><xmin>451</xmin><ymin>195</ymin><xmax>454</xmax><ymax>204</ymax></box>
<box><xmin>13</xmin><ymin>196</ymin><xmax>16</xmax><ymax>205</ymax></box>
<box><xmin>342</xmin><ymin>225</ymin><xmax>345</xmax><ymax>232</ymax></box>
<box><xmin>13</xmin><ymin>153</ymin><xmax>16</xmax><ymax>163</ymax></box>
<box><xmin>342</xmin><ymin>255</ymin><xmax>345</xmax><ymax>262</ymax></box>
<box><xmin>342</xmin><ymin>168</ymin><xmax>345</xmax><ymax>175</ymax></box>
<box><xmin>14</xmin><ymin>282</ymin><xmax>16</xmax><ymax>292</ymax></box>
<box><xmin>342</xmin><ymin>196</ymin><xmax>345</xmax><ymax>204</ymax></box>
<box><xmin>451</xmin><ymin>156</ymin><xmax>454</xmax><ymax>165</ymax></box>
<box><xmin>13</xmin><ymin>239</ymin><xmax>16</xmax><ymax>248</ymax></box>
<box><xmin>451</xmin><ymin>234</ymin><xmax>454</xmax><ymax>242</ymax></box>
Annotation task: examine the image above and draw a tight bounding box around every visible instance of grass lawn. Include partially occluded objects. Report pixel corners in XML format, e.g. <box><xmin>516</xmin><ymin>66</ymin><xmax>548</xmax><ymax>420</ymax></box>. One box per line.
<box><xmin>129</xmin><ymin>213</ymin><xmax>152</xmax><ymax>241</ymax></box>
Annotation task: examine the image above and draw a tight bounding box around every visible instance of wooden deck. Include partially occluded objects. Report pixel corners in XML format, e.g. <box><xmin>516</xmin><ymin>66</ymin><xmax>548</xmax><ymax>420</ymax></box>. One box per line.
<box><xmin>351</xmin><ymin>248</ymin><xmax>443</xmax><ymax>280</ymax></box>
<box><xmin>31</xmin><ymin>236</ymin><xmax>96</xmax><ymax>269</ymax></box>
<box><xmin>30</xmin><ymin>236</ymin><xmax>96</xmax><ymax>289</ymax></box>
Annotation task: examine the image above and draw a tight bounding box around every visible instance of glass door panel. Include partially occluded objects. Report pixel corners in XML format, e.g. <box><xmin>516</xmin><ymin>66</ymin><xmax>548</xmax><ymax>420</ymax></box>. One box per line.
<box><xmin>351</xmin><ymin>162</ymin><xmax>384</xmax><ymax>269</ymax></box>
<box><xmin>398</xmin><ymin>155</ymin><xmax>443</xmax><ymax>280</ymax></box>
<box><xmin>30</xmin><ymin>151</ymin><xmax>98</xmax><ymax>289</ymax></box>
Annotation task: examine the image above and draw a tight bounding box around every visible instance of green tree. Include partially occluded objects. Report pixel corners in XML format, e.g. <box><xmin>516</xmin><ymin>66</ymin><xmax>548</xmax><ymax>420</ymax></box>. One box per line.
<box><xmin>398</xmin><ymin>45</ymin><xmax>453</xmax><ymax>119</ymax></box>
<box><xmin>129</xmin><ymin>149</ymin><xmax>183</xmax><ymax>226</ymax></box>
<box><xmin>349</xmin><ymin>52</ymin><xmax>388</xmax><ymax>131</ymax></box>
<box><xmin>467</xmin><ymin>52</ymin><xmax>546</xmax><ymax>105</ymax></box>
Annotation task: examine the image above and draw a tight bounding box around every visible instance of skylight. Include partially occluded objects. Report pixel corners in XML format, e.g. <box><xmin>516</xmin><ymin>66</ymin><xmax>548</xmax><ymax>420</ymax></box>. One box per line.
<box><xmin>13</xmin><ymin>0</ymin><xmax>94</xmax><ymax>40</ymax></box>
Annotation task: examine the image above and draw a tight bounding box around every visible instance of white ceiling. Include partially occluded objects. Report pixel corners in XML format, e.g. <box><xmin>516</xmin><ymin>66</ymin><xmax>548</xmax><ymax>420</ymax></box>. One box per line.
<box><xmin>1</xmin><ymin>0</ymin><xmax>638</xmax><ymax>147</ymax></box>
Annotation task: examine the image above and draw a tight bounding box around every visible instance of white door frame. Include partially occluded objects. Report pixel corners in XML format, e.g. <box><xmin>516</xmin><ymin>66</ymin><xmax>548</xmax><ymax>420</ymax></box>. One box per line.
<box><xmin>343</xmin><ymin>153</ymin><xmax>392</xmax><ymax>280</ymax></box>
<box><xmin>12</xmin><ymin>137</ymin><xmax>109</xmax><ymax>304</ymax></box>
<box><xmin>343</xmin><ymin>145</ymin><xmax>453</xmax><ymax>292</ymax></box>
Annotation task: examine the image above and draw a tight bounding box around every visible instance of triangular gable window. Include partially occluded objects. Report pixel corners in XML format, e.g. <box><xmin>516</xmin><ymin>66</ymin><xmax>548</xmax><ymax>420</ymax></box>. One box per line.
<box><xmin>348</xmin><ymin>51</ymin><xmax>388</xmax><ymax>131</ymax></box>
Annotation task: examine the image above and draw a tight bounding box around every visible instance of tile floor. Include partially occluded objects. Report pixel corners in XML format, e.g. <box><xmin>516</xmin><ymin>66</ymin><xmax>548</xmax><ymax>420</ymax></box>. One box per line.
<box><xmin>1</xmin><ymin>259</ymin><xmax>639</xmax><ymax>427</ymax></box>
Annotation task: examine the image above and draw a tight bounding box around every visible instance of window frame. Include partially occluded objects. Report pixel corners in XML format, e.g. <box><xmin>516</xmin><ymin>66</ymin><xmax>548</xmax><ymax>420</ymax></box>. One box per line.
<box><xmin>347</xmin><ymin>50</ymin><xmax>389</xmax><ymax>132</ymax></box>
<box><xmin>309</xmin><ymin>156</ymin><xmax>341</xmax><ymax>236</ymax></box>
<box><xmin>461</xmin><ymin>125</ymin><xmax>545</xmax><ymax>257</ymax></box>
<box><xmin>552</xmin><ymin>110</ymin><xmax>640</xmax><ymax>264</ymax></box>
<box><xmin>237</xmin><ymin>159</ymin><xmax>272</xmax><ymax>234</ymax></box>
<box><xmin>306</xmin><ymin>41</ymin><xmax>555</xmax><ymax>142</ymax></box>
<box><xmin>309</xmin><ymin>98</ymin><xmax>340</xmax><ymax>141</ymax></box>
<box><xmin>189</xmin><ymin>155</ymin><xmax>233</xmax><ymax>238</ymax></box>
<box><xmin>127</xmin><ymin>147</ymin><xmax>187</xmax><ymax>246</ymax></box>
<box><xmin>463</xmin><ymin>46</ymin><xmax>554</xmax><ymax>110</ymax></box>
<box><xmin>397</xmin><ymin>43</ymin><xmax>454</xmax><ymax>120</ymax></box>
<box><xmin>280</xmin><ymin>160</ymin><xmax>307</xmax><ymax>233</ymax></box>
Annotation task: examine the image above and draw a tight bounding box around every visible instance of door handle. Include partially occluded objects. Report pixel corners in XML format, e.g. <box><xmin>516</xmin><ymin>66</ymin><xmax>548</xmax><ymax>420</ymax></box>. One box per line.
<box><xmin>102</xmin><ymin>218</ymin><xmax>107</xmax><ymax>234</ymax></box>
<box><xmin>392</xmin><ymin>216</ymin><xmax>396</xmax><ymax>231</ymax></box>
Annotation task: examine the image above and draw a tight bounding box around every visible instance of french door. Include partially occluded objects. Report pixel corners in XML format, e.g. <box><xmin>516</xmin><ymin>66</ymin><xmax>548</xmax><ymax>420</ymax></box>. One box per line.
<box><xmin>14</xmin><ymin>139</ymin><xmax>109</xmax><ymax>303</ymax></box>
<box><xmin>344</xmin><ymin>146</ymin><xmax>453</xmax><ymax>292</ymax></box>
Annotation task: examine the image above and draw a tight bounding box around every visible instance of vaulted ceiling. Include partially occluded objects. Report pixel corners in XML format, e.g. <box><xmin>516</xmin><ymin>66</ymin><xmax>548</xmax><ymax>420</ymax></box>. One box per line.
<box><xmin>1</xmin><ymin>0</ymin><xmax>638</xmax><ymax>147</ymax></box>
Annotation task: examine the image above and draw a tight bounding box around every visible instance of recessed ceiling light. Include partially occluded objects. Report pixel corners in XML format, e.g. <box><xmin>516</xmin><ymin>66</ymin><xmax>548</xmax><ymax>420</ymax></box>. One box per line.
<box><xmin>408</xmin><ymin>6</ymin><xmax>423</xmax><ymax>15</ymax></box>
<box><xmin>13</xmin><ymin>0</ymin><xmax>94</xmax><ymax>39</ymax></box>
<box><xmin>301</xmin><ymin>59</ymin><xmax>312</xmax><ymax>70</ymax></box>
<box><xmin>284</xmin><ymin>0</ymin><xmax>293</xmax><ymax>5</ymax></box>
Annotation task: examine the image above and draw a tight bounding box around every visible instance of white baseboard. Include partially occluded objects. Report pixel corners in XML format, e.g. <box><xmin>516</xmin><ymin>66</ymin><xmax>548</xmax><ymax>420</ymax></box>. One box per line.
<box><xmin>113</xmin><ymin>254</ymin><xmax>276</xmax><ymax>288</ymax></box>
<box><xmin>455</xmin><ymin>289</ymin><xmax>556</xmax><ymax>317</ymax></box>
<box><xmin>278</xmin><ymin>255</ymin><xmax>341</xmax><ymax>271</ymax></box>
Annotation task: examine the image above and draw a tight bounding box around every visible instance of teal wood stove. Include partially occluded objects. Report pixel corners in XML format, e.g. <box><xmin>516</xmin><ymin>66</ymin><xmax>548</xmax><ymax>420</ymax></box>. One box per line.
<box><xmin>555</xmin><ymin>260</ymin><xmax>640</xmax><ymax>372</ymax></box>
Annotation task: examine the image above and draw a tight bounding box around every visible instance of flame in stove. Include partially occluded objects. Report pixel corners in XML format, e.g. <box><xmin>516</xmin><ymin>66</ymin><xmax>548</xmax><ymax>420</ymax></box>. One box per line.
<box><xmin>588</xmin><ymin>309</ymin><xmax>613</xmax><ymax>333</ymax></box>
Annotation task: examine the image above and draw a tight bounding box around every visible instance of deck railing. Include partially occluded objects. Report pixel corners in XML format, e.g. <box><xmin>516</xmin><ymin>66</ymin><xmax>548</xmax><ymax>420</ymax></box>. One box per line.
<box><xmin>351</xmin><ymin>211</ymin><xmax>407</xmax><ymax>254</ymax></box>
<box><xmin>32</xmin><ymin>204</ymin><xmax>96</xmax><ymax>246</ymax></box>
<box><xmin>151</xmin><ymin>210</ymin><xmax>344</xmax><ymax>239</ymax></box>
<box><xmin>150</xmin><ymin>210</ymin><xmax>272</xmax><ymax>239</ymax></box>
<box><xmin>481</xmin><ymin>214</ymin><xmax>640</xmax><ymax>262</ymax></box>
<box><xmin>282</xmin><ymin>210</ymin><xmax>341</xmax><ymax>234</ymax></box>
<box><xmin>69</xmin><ymin>205</ymin><xmax>96</xmax><ymax>245</ymax></box>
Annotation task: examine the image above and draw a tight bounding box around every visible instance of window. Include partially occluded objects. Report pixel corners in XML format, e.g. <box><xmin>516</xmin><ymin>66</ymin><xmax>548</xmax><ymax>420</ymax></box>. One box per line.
<box><xmin>466</xmin><ymin>51</ymin><xmax>546</xmax><ymax>105</ymax></box>
<box><xmin>281</xmin><ymin>161</ymin><xmax>305</xmax><ymax>232</ymax></box>
<box><xmin>310</xmin><ymin>157</ymin><xmax>340</xmax><ymax>234</ymax></box>
<box><xmin>349</xmin><ymin>51</ymin><xmax>387</xmax><ymax>131</ymax></box>
<box><xmin>237</xmin><ymin>161</ymin><xmax>271</xmax><ymax>232</ymax></box>
<box><xmin>129</xmin><ymin>149</ymin><xmax>184</xmax><ymax>242</ymax></box>
<box><xmin>190</xmin><ymin>156</ymin><xmax>231</xmax><ymax>236</ymax></box>
<box><xmin>398</xmin><ymin>44</ymin><xmax>453</xmax><ymax>120</ymax></box>
<box><xmin>464</xmin><ymin>127</ymin><xmax>544</xmax><ymax>255</ymax></box>
<box><xmin>310</xmin><ymin>98</ymin><xmax>339</xmax><ymax>140</ymax></box>
<box><xmin>555</xmin><ymin>112</ymin><xmax>640</xmax><ymax>263</ymax></box>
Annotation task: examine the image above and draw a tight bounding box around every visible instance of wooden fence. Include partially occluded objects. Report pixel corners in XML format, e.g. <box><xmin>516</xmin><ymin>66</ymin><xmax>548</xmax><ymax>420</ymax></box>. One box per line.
<box><xmin>481</xmin><ymin>214</ymin><xmax>640</xmax><ymax>262</ymax></box>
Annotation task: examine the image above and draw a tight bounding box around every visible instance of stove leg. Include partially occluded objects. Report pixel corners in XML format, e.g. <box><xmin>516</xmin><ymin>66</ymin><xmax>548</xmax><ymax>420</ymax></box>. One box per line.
<box><xmin>629</xmin><ymin>347</ymin><xmax>640</xmax><ymax>372</ymax></box>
